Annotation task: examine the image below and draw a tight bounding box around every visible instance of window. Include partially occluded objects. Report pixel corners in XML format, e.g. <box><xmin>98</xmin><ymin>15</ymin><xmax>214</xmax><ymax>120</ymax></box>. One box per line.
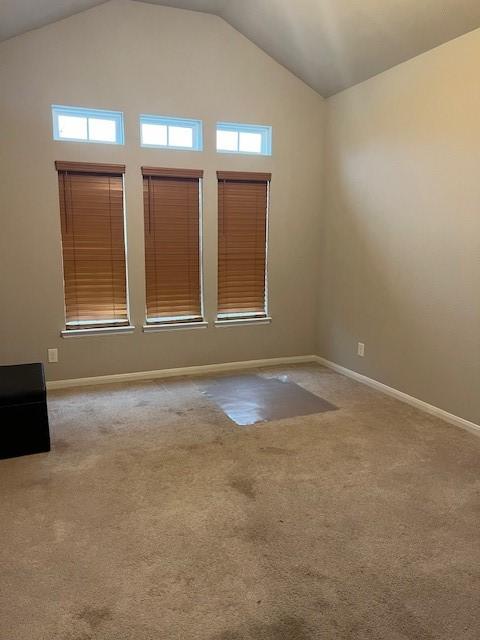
<box><xmin>216</xmin><ymin>122</ymin><xmax>272</xmax><ymax>155</ymax></box>
<box><xmin>140</xmin><ymin>115</ymin><xmax>202</xmax><ymax>151</ymax></box>
<box><xmin>217</xmin><ymin>171</ymin><xmax>271</xmax><ymax>321</ymax></box>
<box><xmin>52</xmin><ymin>105</ymin><xmax>124</xmax><ymax>144</ymax></box>
<box><xmin>55</xmin><ymin>161</ymin><xmax>129</xmax><ymax>331</ymax></box>
<box><xmin>142</xmin><ymin>167</ymin><xmax>204</xmax><ymax>325</ymax></box>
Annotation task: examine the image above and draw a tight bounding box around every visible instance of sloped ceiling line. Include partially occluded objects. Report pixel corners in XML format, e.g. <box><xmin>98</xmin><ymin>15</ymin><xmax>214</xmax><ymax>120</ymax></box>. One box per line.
<box><xmin>1</xmin><ymin>0</ymin><xmax>480</xmax><ymax>96</ymax></box>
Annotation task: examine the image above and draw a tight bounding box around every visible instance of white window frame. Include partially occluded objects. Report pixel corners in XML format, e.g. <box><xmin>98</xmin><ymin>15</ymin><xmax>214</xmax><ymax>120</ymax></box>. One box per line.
<box><xmin>140</xmin><ymin>114</ymin><xmax>203</xmax><ymax>151</ymax></box>
<box><xmin>52</xmin><ymin>105</ymin><xmax>124</xmax><ymax>145</ymax></box>
<box><xmin>216</xmin><ymin>122</ymin><xmax>272</xmax><ymax>156</ymax></box>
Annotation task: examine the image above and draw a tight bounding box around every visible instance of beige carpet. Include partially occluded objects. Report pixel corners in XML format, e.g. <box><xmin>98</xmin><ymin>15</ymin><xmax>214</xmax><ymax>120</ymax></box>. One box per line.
<box><xmin>1</xmin><ymin>364</ymin><xmax>479</xmax><ymax>640</ymax></box>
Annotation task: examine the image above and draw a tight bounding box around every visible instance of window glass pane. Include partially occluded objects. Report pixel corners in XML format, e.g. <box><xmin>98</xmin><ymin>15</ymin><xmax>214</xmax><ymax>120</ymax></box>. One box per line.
<box><xmin>88</xmin><ymin>118</ymin><xmax>116</xmax><ymax>142</ymax></box>
<box><xmin>239</xmin><ymin>131</ymin><xmax>262</xmax><ymax>153</ymax></box>
<box><xmin>139</xmin><ymin>115</ymin><xmax>202</xmax><ymax>150</ymax></box>
<box><xmin>58</xmin><ymin>115</ymin><xmax>87</xmax><ymax>140</ymax></box>
<box><xmin>53</xmin><ymin>106</ymin><xmax>123</xmax><ymax>144</ymax></box>
<box><xmin>142</xmin><ymin>123</ymin><xmax>168</xmax><ymax>146</ymax></box>
<box><xmin>168</xmin><ymin>125</ymin><xmax>193</xmax><ymax>148</ymax></box>
<box><xmin>217</xmin><ymin>130</ymin><xmax>238</xmax><ymax>152</ymax></box>
<box><xmin>216</xmin><ymin>122</ymin><xmax>271</xmax><ymax>156</ymax></box>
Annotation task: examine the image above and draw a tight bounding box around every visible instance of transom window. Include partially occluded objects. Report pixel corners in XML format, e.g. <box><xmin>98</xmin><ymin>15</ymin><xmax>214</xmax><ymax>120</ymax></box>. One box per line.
<box><xmin>140</xmin><ymin>115</ymin><xmax>203</xmax><ymax>151</ymax></box>
<box><xmin>52</xmin><ymin>105</ymin><xmax>124</xmax><ymax>144</ymax></box>
<box><xmin>216</xmin><ymin>122</ymin><xmax>272</xmax><ymax>156</ymax></box>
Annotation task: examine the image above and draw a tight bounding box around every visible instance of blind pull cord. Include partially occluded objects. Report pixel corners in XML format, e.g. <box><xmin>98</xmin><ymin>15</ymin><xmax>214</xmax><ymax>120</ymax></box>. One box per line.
<box><xmin>148</xmin><ymin>176</ymin><xmax>153</xmax><ymax>235</ymax></box>
<box><xmin>62</xmin><ymin>172</ymin><xmax>69</xmax><ymax>234</ymax></box>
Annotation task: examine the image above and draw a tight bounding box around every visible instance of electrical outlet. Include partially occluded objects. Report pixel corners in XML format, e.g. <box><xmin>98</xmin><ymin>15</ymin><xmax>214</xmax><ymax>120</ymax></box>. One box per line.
<box><xmin>48</xmin><ymin>348</ymin><xmax>58</xmax><ymax>363</ymax></box>
<box><xmin>357</xmin><ymin>342</ymin><xmax>365</xmax><ymax>357</ymax></box>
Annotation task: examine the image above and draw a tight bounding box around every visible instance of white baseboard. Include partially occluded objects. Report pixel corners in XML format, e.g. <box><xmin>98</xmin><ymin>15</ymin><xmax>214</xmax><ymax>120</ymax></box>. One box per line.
<box><xmin>46</xmin><ymin>355</ymin><xmax>317</xmax><ymax>391</ymax></box>
<box><xmin>315</xmin><ymin>356</ymin><xmax>480</xmax><ymax>436</ymax></box>
<box><xmin>47</xmin><ymin>353</ymin><xmax>479</xmax><ymax>437</ymax></box>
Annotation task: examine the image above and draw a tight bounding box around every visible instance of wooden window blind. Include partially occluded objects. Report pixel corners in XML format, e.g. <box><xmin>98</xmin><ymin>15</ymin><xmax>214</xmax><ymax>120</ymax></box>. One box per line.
<box><xmin>55</xmin><ymin>161</ymin><xmax>129</xmax><ymax>329</ymax></box>
<box><xmin>142</xmin><ymin>167</ymin><xmax>203</xmax><ymax>323</ymax></box>
<box><xmin>217</xmin><ymin>171</ymin><xmax>270</xmax><ymax>319</ymax></box>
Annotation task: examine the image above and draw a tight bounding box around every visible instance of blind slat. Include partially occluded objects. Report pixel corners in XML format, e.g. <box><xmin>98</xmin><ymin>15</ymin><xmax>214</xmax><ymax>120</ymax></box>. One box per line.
<box><xmin>55</xmin><ymin>161</ymin><xmax>125</xmax><ymax>174</ymax></box>
<box><xmin>142</xmin><ymin>166</ymin><xmax>203</xmax><ymax>178</ymax></box>
<box><xmin>217</xmin><ymin>171</ymin><xmax>271</xmax><ymax>182</ymax></box>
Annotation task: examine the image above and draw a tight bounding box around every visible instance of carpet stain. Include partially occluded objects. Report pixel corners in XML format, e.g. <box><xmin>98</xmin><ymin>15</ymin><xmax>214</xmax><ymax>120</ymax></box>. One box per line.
<box><xmin>259</xmin><ymin>446</ymin><xmax>295</xmax><ymax>456</ymax></box>
<box><xmin>300</xmin><ymin>567</ymin><xmax>329</xmax><ymax>582</ymax></box>
<box><xmin>218</xmin><ymin>616</ymin><xmax>310</xmax><ymax>639</ymax></box>
<box><xmin>21</xmin><ymin>477</ymin><xmax>52</xmax><ymax>490</ymax></box>
<box><xmin>77</xmin><ymin>606</ymin><xmax>113</xmax><ymax>629</ymax></box>
<box><xmin>178</xmin><ymin>437</ymin><xmax>225</xmax><ymax>453</ymax></box>
<box><xmin>229</xmin><ymin>476</ymin><xmax>256</xmax><ymax>500</ymax></box>
<box><xmin>98</xmin><ymin>425</ymin><xmax>112</xmax><ymax>435</ymax></box>
<box><xmin>217</xmin><ymin>632</ymin><xmax>242</xmax><ymax>640</ymax></box>
<box><xmin>54</xmin><ymin>438</ymin><xmax>70</xmax><ymax>452</ymax></box>
<box><xmin>178</xmin><ymin>442</ymin><xmax>202</xmax><ymax>452</ymax></box>
<box><xmin>251</xmin><ymin>616</ymin><xmax>311</xmax><ymax>639</ymax></box>
<box><xmin>241</xmin><ymin>521</ymin><xmax>270</xmax><ymax>544</ymax></box>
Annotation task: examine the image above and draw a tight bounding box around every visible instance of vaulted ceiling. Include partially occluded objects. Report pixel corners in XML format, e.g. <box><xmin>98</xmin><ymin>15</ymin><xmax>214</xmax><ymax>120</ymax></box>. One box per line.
<box><xmin>2</xmin><ymin>0</ymin><xmax>480</xmax><ymax>96</ymax></box>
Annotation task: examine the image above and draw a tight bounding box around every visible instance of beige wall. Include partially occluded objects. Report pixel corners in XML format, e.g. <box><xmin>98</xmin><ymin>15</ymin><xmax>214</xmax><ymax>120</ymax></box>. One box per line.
<box><xmin>319</xmin><ymin>29</ymin><xmax>480</xmax><ymax>424</ymax></box>
<box><xmin>1</xmin><ymin>0</ymin><xmax>477</xmax><ymax>425</ymax></box>
<box><xmin>0</xmin><ymin>0</ymin><xmax>325</xmax><ymax>380</ymax></box>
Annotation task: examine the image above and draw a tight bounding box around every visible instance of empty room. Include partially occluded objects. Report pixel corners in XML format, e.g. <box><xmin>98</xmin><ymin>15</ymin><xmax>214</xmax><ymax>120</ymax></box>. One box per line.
<box><xmin>1</xmin><ymin>1</ymin><xmax>479</xmax><ymax>638</ymax></box>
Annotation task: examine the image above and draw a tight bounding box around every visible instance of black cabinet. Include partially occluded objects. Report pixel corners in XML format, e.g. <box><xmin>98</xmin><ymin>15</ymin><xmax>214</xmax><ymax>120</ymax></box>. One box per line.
<box><xmin>0</xmin><ymin>363</ymin><xmax>51</xmax><ymax>459</ymax></box>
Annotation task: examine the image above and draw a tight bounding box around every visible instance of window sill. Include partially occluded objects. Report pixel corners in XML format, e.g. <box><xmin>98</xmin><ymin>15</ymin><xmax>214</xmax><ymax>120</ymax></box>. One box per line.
<box><xmin>143</xmin><ymin>321</ymin><xmax>208</xmax><ymax>333</ymax></box>
<box><xmin>215</xmin><ymin>316</ymin><xmax>272</xmax><ymax>327</ymax></box>
<box><xmin>141</xmin><ymin>145</ymin><xmax>203</xmax><ymax>152</ymax></box>
<box><xmin>61</xmin><ymin>325</ymin><xmax>135</xmax><ymax>338</ymax></box>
